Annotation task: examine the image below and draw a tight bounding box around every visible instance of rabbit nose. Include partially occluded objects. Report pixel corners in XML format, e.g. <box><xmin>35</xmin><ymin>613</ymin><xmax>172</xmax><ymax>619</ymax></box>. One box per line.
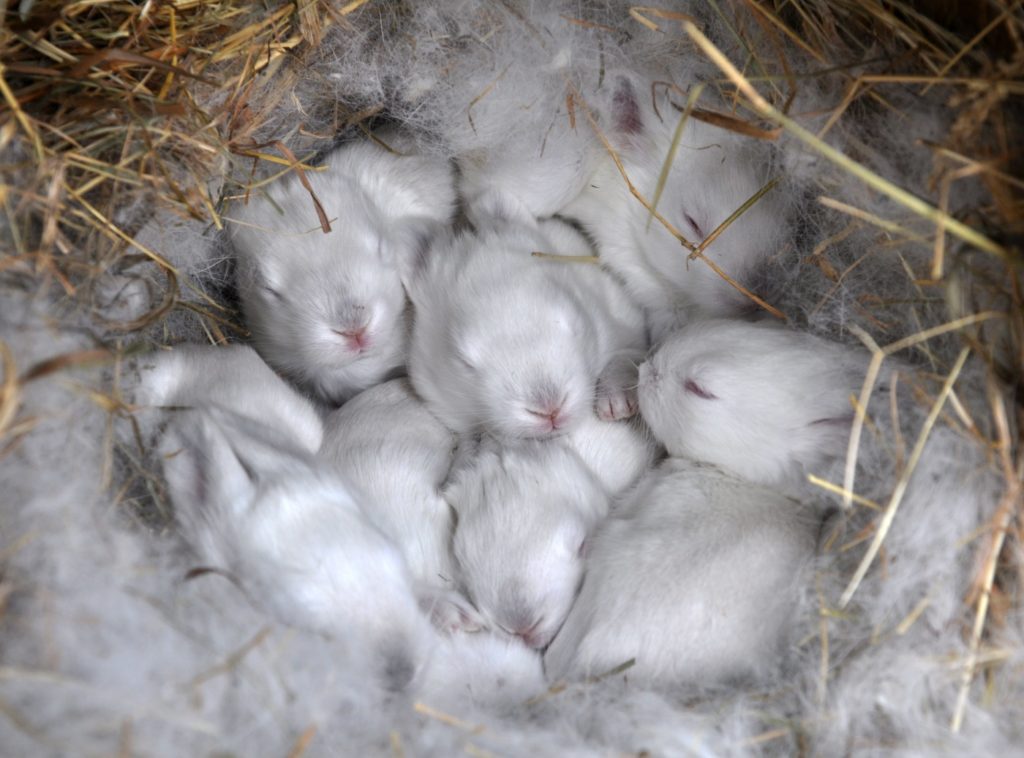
<box><xmin>500</xmin><ymin>592</ymin><xmax>547</xmax><ymax>648</ymax></box>
<box><xmin>526</xmin><ymin>405</ymin><xmax>566</xmax><ymax>432</ymax></box>
<box><xmin>527</xmin><ymin>393</ymin><xmax>569</xmax><ymax>431</ymax></box>
<box><xmin>513</xmin><ymin>618</ymin><xmax>546</xmax><ymax>649</ymax></box>
<box><xmin>334</xmin><ymin>325</ymin><xmax>369</xmax><ymax>351</ymax></box>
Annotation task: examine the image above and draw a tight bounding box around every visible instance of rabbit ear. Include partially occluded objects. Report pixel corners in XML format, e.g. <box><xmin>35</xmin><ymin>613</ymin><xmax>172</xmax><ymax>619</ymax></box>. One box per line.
<box><xmin>464</xmin><ymin>188</ymin><xmax>537</xmax><ymax>231</ymax></box>
<box><xmin>388</xmin><ymin>216</ymin><xmax>446</xmax><ymax>296</ymax></box>
<box><xmin>806</xmin><ymin>413</ymin><xmax>856</xmax><ymax>458</ymax></box>
<box><xmin>441</xmin><ymin>436</ymin><xmax>502</xmax><ymax>513</ymax></box>
<box><xmin>160</xmin><ymin>405</ymin><xmax>313</xmax><ymax>517</ymax></box>
<box><xmin>610</xmin><ymin>75</ymin><xmax>645</xmax><ymax>138</ymax></box>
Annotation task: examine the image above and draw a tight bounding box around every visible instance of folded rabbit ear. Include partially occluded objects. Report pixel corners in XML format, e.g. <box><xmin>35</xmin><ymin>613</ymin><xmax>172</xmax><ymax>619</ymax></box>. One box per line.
<box><xmin>611</xmin><ymin>74</ymin><xmax>645</xmax><ymax>137</ymax></box>
<box><xmin>806</xmin><ymin>412</ymin><xmax>856</xmax><ymax>459</ymax></box>
<box><xmin>464</xmin><ymin>188</ymin><xmax>537</xmax><ymax>231</ymax></box>
<box><xmin>160</xmin><ymin>405</ymin><xmax>314</xmax><ymax>519</ymax></box>
<box><xmin>385</xmin><ymin>216</ymin><xmax>447</xmax><ymax>296</ymax></box>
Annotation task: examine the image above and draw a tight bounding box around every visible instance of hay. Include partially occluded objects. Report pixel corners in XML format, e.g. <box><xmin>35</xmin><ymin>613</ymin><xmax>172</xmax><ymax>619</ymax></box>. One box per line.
<box><xmin>1</xmin><ymin>0</ymin><xmax>1021</xmax><ymax>754</ymax></box>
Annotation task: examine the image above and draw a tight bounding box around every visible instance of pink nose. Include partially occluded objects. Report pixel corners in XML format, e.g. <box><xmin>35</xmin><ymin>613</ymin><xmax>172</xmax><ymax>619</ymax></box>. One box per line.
<box><xmin>515</xmin><ymin>620</ymin><xmax>546</xmax><ymax>649</ymax></box>
<box><xmin>527</xmin><ymin>404</ymin><xmax>566</xmax><ymax>432</ymax></box>
<box><xmin>335</xmin><ymin>326</ymin><xmax>369</xmax><ymax>352</ymax></box>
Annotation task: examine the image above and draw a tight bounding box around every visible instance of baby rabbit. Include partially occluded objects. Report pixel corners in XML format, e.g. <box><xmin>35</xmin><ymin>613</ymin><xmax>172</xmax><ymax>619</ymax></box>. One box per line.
<box><xmin>161</xmin><ymin>405</ymin><xmax>433</xmax><ymax>692</ymax></box>
<box><xmin>446</xmin><ymin>437</ymin><xmax>610</xmax><ymax>649</ymax></box>
<box><xmin>543</xmin><ymin>457</ymin><xmax>817</xmax><ymax>687</ymax></box>
<box><xmin>230</xmin><ymin>131</ymin><xmax>456</xmax><ymax>405</ymax></box>
<box><xmin>638</xmin><ymin>318</ymin><xmax>871</xmax><ymax>492</ymax></box>
<box><xmin>318</xmin><ymin>379</ymin><xmax>479</xmax><ymax>632</ymax></box>
<box><xmin>562</xmin><ymin>75</ymin><xmax>790</xmax><ymax>341</ymax></box>
<box><xmin>133</xmin><ymin>343</ymin><xmax>323</xmax><ymax>453</ymax></box>
<box><xmin>406</xmin><ymin>216</ymin><xmax>646</xmax><ymax>439</ymax></box>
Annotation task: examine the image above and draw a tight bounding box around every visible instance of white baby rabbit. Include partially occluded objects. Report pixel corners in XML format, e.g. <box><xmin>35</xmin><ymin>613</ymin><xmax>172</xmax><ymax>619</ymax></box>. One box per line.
<box><xmin>638</xmin><ymin>318</ymin><xmax>871</xmax><ymax>492</ymax></box>
<box><xmin>318</xmin><ymin>379</ymin><xmax>480</xmax><ymax>632</ymax></box>
<box><xmin>543</xmin><ymin>457</ymin><xmax>817</xmax><ymax>687</ymax></box>
<box><xmin>406</xmin><ymin>216</ymin><xmax>646</xmax><ymax>439</ymax></box>
<box><xmin>160</xmin><ymin>405</ymin><xmax>433</xmax><ymax>692</ymax></box>
<box><xmin>445</xmin><ymin>437</ymin><xmax>610</xmax><ymax>649</ymax></box>
<box><xmin>230</xmin><ymin>131</ymin><xmax>456</xmax><ymax>405</ymax></box>
<box><xmin>562</xmin><ymin>75</ymin><xmax>790</xmax><ymax>341</ymax></box>
<box><xmin>134</xmin><ymin>343</ymin><xmax>323</xmax><ymax>453</ymax></box>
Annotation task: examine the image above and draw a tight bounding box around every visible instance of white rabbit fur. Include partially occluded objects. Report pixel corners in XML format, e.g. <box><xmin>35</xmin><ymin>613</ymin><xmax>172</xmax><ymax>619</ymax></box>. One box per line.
<box><xmin>459</xmin><ymin>116</ymin><xmax>592</xmax><ymax>230</ymax></box>
<box><xmin>566</xmin><ymin>411</ymin><xmax>659</xmax><ymax>497</ymax></box>
<box><xmin>160</xmin><ymin>404</ymin><xmax>434</xmax><ymax>692</ymax></box>
<box><xmin>230</xmin><ymin>131</ymin><xmax>456</xmax><ymax>405</ymax></box>
<box><xmin>562</xmin><ymin>75</ymin><xmax>790</xmax><ymax>341</ymax></box>
<box><xmin>133</xmin><ymin>343</ymin><xmax>323</xmax><ymax>453</ymax></box>
<box><xmin>419</xmin><ymin>629</ymin><xmax>545</xmax><ymax>708</ymax></box>
<box><xmin>406</xmin><ymin>216</ymin><xmax>646</xmax><ymax>438</ymax></box>
<box><xmin>535</xmin><ymin>217</ymin><xmax>596</xmax><ymax>258</ymax></box>
<box><xmin>318</xmin><ymin>379</ymin><xmax>480</xmax><ymax>631</ymax></box>
<box><xmin>638</xmin><ymin>318</ymin><xmax>872</xmax><ymax>493</ymax></box>
<box><xmin>445</xmin><ymin>436</ymin><xmax>610</xmax><ymax>649</ymax></box>
<box><xmin>543</xmin><ymin>457</ymin><xmax>818</xmax><ymax>686</ymax></box>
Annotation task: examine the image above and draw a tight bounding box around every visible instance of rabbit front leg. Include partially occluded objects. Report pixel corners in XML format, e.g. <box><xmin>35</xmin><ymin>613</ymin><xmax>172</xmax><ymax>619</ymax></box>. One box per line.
<box><xmin>595</xmin><ymin>349</ymin><xmax>644</xmax><ymax>421</ymax></box>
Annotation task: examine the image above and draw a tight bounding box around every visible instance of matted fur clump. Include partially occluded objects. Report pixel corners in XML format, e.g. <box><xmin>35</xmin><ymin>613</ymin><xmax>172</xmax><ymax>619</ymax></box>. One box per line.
<box><xmin>1</xmin><ymin>1</ymin><xmax>1021</xmax><ymax>755</ymax></box>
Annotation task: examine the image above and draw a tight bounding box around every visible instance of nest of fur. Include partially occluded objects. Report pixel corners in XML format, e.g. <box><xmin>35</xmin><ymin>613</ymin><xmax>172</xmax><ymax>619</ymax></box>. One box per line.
<box><xmin>0</xmin><ymin>1</ymin><xmax>1021</xmax><ymax>755</ymax></box>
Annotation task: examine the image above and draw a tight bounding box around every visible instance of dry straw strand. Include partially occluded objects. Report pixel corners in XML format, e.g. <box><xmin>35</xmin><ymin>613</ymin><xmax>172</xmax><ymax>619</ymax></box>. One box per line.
<box><xmin>683</xmin><ymin>21</ymin><xmax>1012</xmax><ymax>261</ymax></box>
<box><xmin>839</xmin><ymin>346</ymin><xmax>971</xmax><ymax>609</ymax></box>
<box><xmin>951</xmin><ymin>383</ymin><xmax>1021</xmax><ymax>732</ymax></box>
<box><xmin>413</xmin><ymin>702</ymin><xmax>487</xmax><ymax>736</ymax></box>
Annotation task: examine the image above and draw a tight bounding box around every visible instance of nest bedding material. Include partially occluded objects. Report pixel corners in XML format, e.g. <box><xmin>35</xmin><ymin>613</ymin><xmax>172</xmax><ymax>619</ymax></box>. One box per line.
<box><xmin>1</xmin><ymin>1</ymin><xmax>1022</xmax><ymax>755</ymax></box>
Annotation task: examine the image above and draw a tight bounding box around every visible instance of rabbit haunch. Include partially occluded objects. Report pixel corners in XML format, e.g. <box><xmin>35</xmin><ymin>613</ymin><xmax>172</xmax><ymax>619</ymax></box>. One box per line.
<box><xmin>405</xmin><ymin>216</ymin><xmax>646</xmax><ymax>439</ymax></box>
<box><xmin>230</xmin><ymin>131</ymin><xmax>456</xmax><ymax>405</ymax></box>
<box><xmin>543</xmin><ymin>457</ymin><xmax>818</xmax><ymax>686</ymax></box>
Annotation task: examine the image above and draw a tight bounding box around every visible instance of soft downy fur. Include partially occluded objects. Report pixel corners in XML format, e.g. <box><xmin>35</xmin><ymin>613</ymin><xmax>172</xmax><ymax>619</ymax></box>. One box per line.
<box><xmin>132</xmin><ymin>343</ymin><xmax>325</xmax><ymax>453</ymax></box>
<box><xmin>2</xmin><ymin>1</ymin><xmax>1019</xmax><ymax>755</ymax></box>
<box><xmin>563</xmin><ymin>411</ymin><xmax>660</xmax><ymax>498</ymax></box>
<box><xmin>543</xmin><ymin>457</ymin><xmax>819</xmax><ymax>686</ymax></box>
